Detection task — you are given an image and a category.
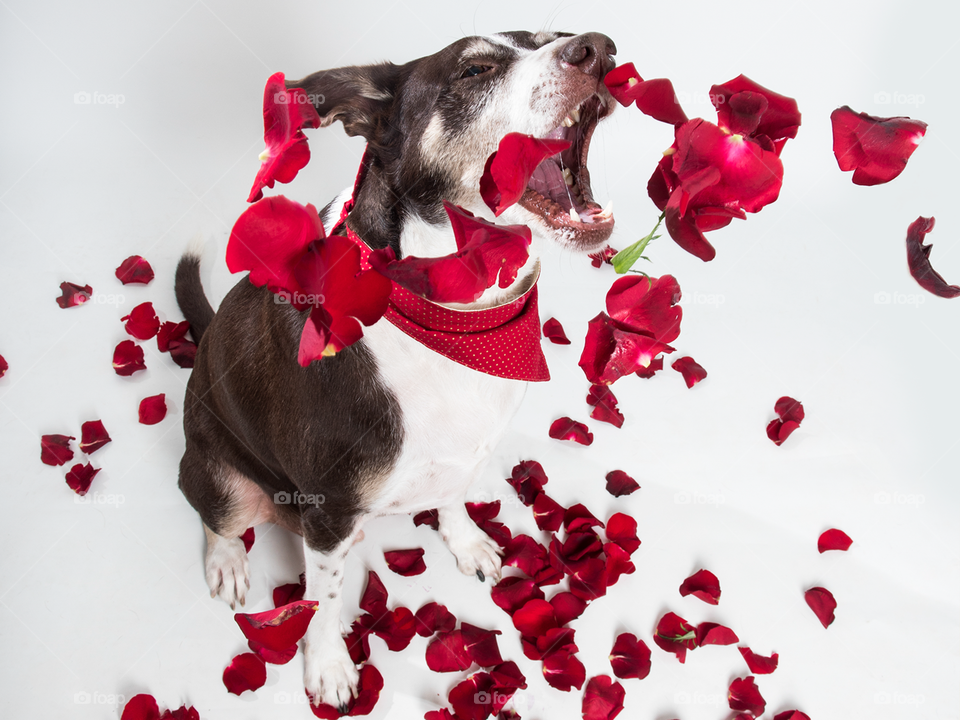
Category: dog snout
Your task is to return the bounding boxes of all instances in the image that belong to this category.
[559,32,617,80]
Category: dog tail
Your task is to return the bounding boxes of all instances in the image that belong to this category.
[175,240,215,343]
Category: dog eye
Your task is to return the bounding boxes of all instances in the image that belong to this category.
[461,65,492,79]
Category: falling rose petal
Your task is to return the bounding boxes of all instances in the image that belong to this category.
[512,599,559,637]
[240,527,255,553]
[533,627,578,661]
[773,711,812,720]
[113,340,146,376]
[533,492,565,533]
[805,586,837,628]
[139,394,167,425]
[654,612,697,663]
[587,384,624,428]
[79,420,111,454]
[603,63,687,125]
[156,321,190,352]
[774,396,805,424]
[695,622,739,646]
[116,255,155,285]
[728,676,766,717]
[480,132,571,215]
[550,591,587,625]
[767,418,800,446]
[307,664,383,718]
[384,547,427,576]
[490,660,527,696]
[542,317,572,345]
[579,312,675,385]
[40,434,75,466]
[413,509,440,530]
[738,646,779,674]
[426,630,473,672]
[222,652,267,695]
[415,602,457,637]
[609,633,651,680]
[543,649,587,692]
[461,623,504,667]
[635,356,663,379]
[491,576,545,615]
[273,574,306,607]
[345,616,373,665]
[905,216,960,298]
[234,600,319,651]
[0,354,7,379]
[830,105,927,185]
[603,543,636,586]
[557,530,604,563]
[671,356,707,388]
[466,500,512,546]
[158,707,199,720]
[582,675,625,720]
[359,570,389,615]
[710,75,802,152]
[605,470,640,497]
[549,417,593,445]
[818,528,853,553]
[121,694,160,720]
[65,462,100,496]
[679,568,721,605]
[56,281,92,308]
[424,710,456,720]
[507,460,548,506]
[589,245,618,268]
[248,639,296,665]
[606,274,683,343]
[605,513,640,554]
[121,302,161,340]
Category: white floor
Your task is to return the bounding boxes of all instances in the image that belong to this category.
[1,1,958,719]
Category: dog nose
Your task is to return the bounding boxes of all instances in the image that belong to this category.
[560,33,617,80]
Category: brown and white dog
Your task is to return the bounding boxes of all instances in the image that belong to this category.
[175,30,616,709]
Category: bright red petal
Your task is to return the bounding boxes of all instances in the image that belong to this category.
[56,281,92,308]
[512,598,558,637]
[116,255,155,285]
[384,548,427,576]
[671,356,707,388]
[240,527,255,553]
[307,663,383,718]
[818,528,853,553]
[0,354,7,379]
[121,302,160,340]
[606,274,682,343]
[550,591,587,625]
[587,384,624,428]
[542,649,586,692]
[605,470,640,497]
[248,638,296,664]
[533,492,565,533]
[905,216,960,298]
[603,62,643,106]
[738,645,779,674]
[549,417,593,445]
[605,513,640,554]
[679,568,721,605]
[507,460,548,506]
[113,340,146,376]
[603,543,636,587]
[461,622,504,667]
[654,612,697,663]
[138,394,167,425]
[589,245,618,268]
[695,622,739,646]
[568,557,608,601]
[603,63,687,125]
[79,420,111,454]
[805,586,837,628]
[234,600,319,651]
[502,534,552,579]
[579,312,674,385]
[41,434,75,466]
[582,675,625,720]
[728,676,766,717]
[65,462,100,496]
[491,576,545,615]
[635,356,663,379]
[543,317,572,345]
[121,694,160,720]
[371,605,417,652]
[272,574,306,607]
[156,321,190,352]
[426,630,473,672]
[609,633,651,680]
[775,396,805,423]
[481,132,571,215]
[711,75,801,149]
[831,105,926,185]
[413,509,440,530]
[223,652,267,695]
[415,601,457,637]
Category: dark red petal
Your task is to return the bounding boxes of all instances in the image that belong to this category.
[413,509,440,530]
[138,394,167,425]
[273,574,306,607]
[40,434,75,466]
[542,317,572,345]
[307,663,383,718]
[121,694,161,720]
[222,652,267,695]
[156,321,190,353]
[480,132,571,215]
[603,543,636,587]
[609,633,651,680]
[248,639,296,664]
[502,534,550,577]
[654,611,698,663]
[738,646,779,674]
[818,528,853,553]
[549,417,593,445]
[533,492,565,533]
[345,616,373,664]
[582,675,625,720]
[384,547,427,576]
[564,504,605,533]
[512,598,558,636]
[605,513,640,554]
[773,711,811,720]
[711,76,801,148]
[603,62,644,106]
[0,354,7,379]
[56,281,92,308]
[542,649,586,692]
[679,568,721,605]
[695,622,739,646]
[113,340,146,376]
[359,570,389,614]
[507,460,548,506]
[426,630,473,672]
[234,600,319,651]
[240,527,255,553]
[371,606,417,651]
[461,622,504,667]
[65,462,100,496]
[589,245,618,268]
[805,586,837,628]
[549,591,587,625]
[606,274,682,343]
[121,302,161,340]
[169,338,197,368]
[671,356,707,388]
[79,420,111,454]
[116,255,155,285]
[568,557,607,601]
[415,602,457,637]
[635,356,663,379]
[728,676,766,717]
[605,470,640,497]
[774,396,805,423]
[491,576,545,615]
[905,216,960,298]
[587,384,624,428]
[830,105,927,185]
[579,312,674,385]
[448,673,497,720]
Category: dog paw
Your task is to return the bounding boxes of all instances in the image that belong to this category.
[442,524,503,583]
[204,535,249,610]
[304,637,359,710]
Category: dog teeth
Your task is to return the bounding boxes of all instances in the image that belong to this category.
[561,115,575,127]
[596,200,614,220]
[569,207,581,223]
[569,107,581,124]
[562,168,574,186]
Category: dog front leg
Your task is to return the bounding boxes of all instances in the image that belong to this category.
[438,502,503,582]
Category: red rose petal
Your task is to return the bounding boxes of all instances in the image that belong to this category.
[345,616,373,665]
[248,72,322,203]
[426,630,473,672]
[774,711,811,720]
[728,676,766,717]
[371,605,417,651]
[507,460,548,505]
[533,492,565,533]
[359,571,389,615]
[65,462,100,496]
[121,302,161,340]
[711,75,801,152]
[240,527,255,553]
[542,648,586,692]
[273,574,306,607]
[0,354,8,379]
[512,598,558,637]
[480,132,571,215]
[413,509,440,530]
[582,675,625,720]
[603,63,687,125]
[635,355,663,379]
[579,312,675,385]
[549,417,593,445]
[805,586,837,628]
[564,504,604,533]
[461,622,504,667]
[159,706,200,720]
[603,543,636,586]
[248,639,296,664]
[157,321,190,352]
[307,663,383,718]
[121,694,161,720]
[695,622,739,646]
[906,216,960,298]
[589,245,618,268]
[502,534,550,578]
[113,340,146,376]
[767,418,801,446]
[448,672,498,720]
[605,513,640,554]
[415,601,457,637]
[605,470,640,497]
[491,576,545,615]
[384,547,427,576]
[465,500,511,547]
[738,645,779,674]
[671,356,707,388]
[679,568,721,605]
[40,434,75,466]
[222,652,267,695]
[549,591,587,625]
[774,396,805,424]
[609,633,651,680]
[606,274,683,343]
[831,105,926,185]
[587,384,624,428]
[79,420,111,454]
[56,281,92,308]
[234,600,319,651]
[654,611,697,663]
[116,255,155,285]
[568,557,608,601]
[139,394,167,425]
[818,528,853,553]
[542,317,572,345]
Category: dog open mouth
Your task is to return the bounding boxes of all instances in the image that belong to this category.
[520,94,614,248]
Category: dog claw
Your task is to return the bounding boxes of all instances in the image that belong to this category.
[476,570,485,582]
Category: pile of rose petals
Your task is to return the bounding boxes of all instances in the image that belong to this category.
[121,694,199,720]
[41,419,111,495]
[766,396,804,446]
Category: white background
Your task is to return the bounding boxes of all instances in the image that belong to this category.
[1,1,958,718]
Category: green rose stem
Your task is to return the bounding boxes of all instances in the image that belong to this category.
[612,212,665,274]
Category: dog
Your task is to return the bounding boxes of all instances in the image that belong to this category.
[174,30,616,709]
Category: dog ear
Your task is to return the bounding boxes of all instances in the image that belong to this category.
[287,64,401,142]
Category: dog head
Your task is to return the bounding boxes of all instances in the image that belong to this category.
[289,31,616,301]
